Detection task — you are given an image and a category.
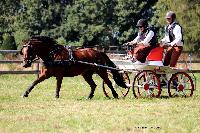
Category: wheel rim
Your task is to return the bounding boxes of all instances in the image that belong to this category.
[168,72,194,97]
[132,70,161,98]
[103,72,130,98]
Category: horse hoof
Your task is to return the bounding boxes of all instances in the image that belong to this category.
[86,97,92,100]
[113,95,119,99]
[87,94,94,99]
[22,94,28,98]
[87,96,93,100]
[55,95,59,98]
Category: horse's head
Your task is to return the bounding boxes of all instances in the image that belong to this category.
[20,41,38,68]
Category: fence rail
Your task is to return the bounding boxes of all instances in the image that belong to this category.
[1,49,200,77]
[0,50,20,53]
[0,50,40,77]
[0,70,39,74]
[0,60,40,63]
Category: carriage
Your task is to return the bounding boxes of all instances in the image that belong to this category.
[102,46,195,99]
[20,36,195,99]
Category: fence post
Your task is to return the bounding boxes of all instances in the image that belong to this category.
[36,62,39,79]
[189,53,192,70]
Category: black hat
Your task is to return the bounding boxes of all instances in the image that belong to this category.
[136,19,148,27]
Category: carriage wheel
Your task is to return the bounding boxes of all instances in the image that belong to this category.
[168,72,194,97]
[132,70,161,98]
[102,71,130,98]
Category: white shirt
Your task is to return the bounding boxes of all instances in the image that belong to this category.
[131,30,154,46]
[161,22,183,46]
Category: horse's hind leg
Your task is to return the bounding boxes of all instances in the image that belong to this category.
[82,72,97,99]
[55,76,63,98]
[97,70,118,99]
[23,74,50,97]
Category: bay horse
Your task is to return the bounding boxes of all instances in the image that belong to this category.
[20,36,127,99]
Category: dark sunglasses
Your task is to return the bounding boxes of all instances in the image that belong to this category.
[138,26,143,28]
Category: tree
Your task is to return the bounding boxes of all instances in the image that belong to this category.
[14,0,67,46]
[1,33,17,50]
[15,0,60,35]
[0,0,158,47]
[113,0,157,44]
[56,0,157,46]
[152,0,200,51]
[0,0,20,33]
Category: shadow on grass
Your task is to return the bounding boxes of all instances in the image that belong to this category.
[159,96,170,99]
[76,96,120,101]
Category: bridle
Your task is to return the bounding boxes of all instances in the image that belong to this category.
[21,40,74,67]
[22,43,39,65]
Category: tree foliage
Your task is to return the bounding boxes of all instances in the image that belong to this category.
[0,0,20,32]
[1,34,17,50]
[152,0,200,51]
[0,0,199,51]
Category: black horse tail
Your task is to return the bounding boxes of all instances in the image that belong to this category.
[100,52,127,88]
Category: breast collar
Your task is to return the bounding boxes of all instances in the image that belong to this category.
[48,45,62,60]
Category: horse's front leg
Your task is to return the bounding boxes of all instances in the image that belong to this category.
[23,74,50,97]
[55,76,63,98]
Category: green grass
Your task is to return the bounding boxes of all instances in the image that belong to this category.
[0,74,200,133]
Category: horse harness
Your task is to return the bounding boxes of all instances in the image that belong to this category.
[23,42,76,67]
[65,46,75,62]
[44,45,75,66]
[48,45,74,60]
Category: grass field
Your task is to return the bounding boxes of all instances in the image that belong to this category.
[0,74,200,133]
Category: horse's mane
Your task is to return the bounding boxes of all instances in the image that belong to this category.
[30,36,57,46]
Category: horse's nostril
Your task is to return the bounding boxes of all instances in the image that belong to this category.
[23,64,31,68]
[22,62,31,68]
[23,64,28,68]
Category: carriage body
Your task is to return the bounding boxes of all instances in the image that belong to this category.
[103,47,195,98]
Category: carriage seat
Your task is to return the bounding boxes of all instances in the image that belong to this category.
[146,46,164,66]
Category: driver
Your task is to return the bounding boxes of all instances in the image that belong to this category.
[126,19,158,64]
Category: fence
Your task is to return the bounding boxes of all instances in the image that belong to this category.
[0,50,40,78]
[1,47,200,77]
